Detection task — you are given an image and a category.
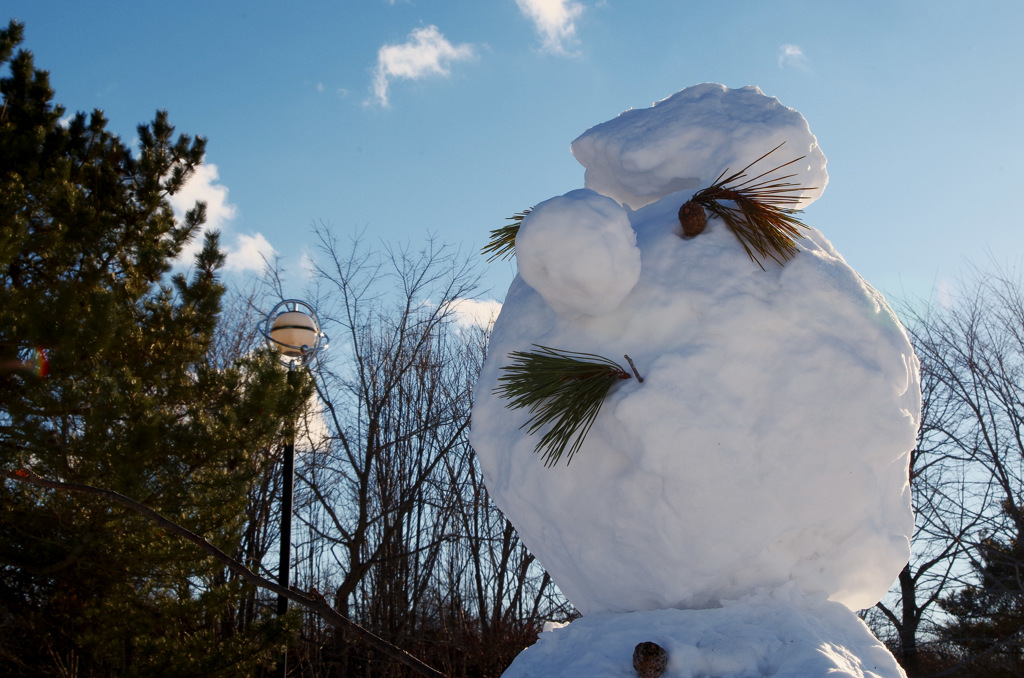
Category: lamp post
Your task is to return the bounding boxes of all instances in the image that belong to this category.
[261,299,328,678]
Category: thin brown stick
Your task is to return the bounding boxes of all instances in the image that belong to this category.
[4,468,448,678]
[624,355,644,383]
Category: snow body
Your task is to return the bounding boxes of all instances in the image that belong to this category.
[470,84,920,617]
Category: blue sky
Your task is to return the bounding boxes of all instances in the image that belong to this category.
[6,1,1024,309]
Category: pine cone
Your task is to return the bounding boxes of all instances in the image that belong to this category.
[633,641,668,678]
[677,200,706,237]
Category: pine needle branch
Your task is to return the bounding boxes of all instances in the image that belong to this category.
[495,345,633,466]
[481,209,531,262]
[682,142,817,269]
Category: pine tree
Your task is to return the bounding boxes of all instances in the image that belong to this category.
[938,515,1024,676]
[0,21,310,676]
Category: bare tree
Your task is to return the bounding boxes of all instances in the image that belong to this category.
[263,227,573,676]
[304,227,478,624]
[873,263,1024,676]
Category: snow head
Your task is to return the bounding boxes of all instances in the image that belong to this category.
[471,84,920,615]
[571,83,828,210]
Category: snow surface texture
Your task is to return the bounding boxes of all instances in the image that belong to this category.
[470,83,921,616]
[571,83,828,211]
[505,588,905,678]
[516,189,641,317]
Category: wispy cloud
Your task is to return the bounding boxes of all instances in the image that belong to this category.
[516,0,584,54]
[299,251,318,279]
[371,25,475,107]
[937,278,954,309]
[778,44,811,71]
[168,162,276,273]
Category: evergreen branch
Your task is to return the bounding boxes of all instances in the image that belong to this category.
[494,346,632,466]
[4,468,449,678]
[680,142,817,269]
[481,209,531,262]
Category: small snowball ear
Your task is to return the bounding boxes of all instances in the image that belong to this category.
[516,189,641,317]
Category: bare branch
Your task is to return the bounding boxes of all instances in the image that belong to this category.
[4,468,448,678]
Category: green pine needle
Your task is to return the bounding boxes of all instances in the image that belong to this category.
[691,142,817,269]
[495,345,632,466]
[481,209,531,262]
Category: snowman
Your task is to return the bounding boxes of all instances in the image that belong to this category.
[471,84,920,677]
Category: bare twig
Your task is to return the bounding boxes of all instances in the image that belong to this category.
[624,355,643,383]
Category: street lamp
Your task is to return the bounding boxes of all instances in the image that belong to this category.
[263,299,329,368]
[261,299,328,677]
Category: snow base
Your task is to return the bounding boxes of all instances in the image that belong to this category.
[504,591,905,678]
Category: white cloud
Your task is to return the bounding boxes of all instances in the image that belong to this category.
[371,25,475,107]
[516,0,584,54]
[225,233,276,273]
[443,298,502,331]
[778,44,811,71]
[169,162,237,232]
[297,398,333,453]
[168,161,275,273]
